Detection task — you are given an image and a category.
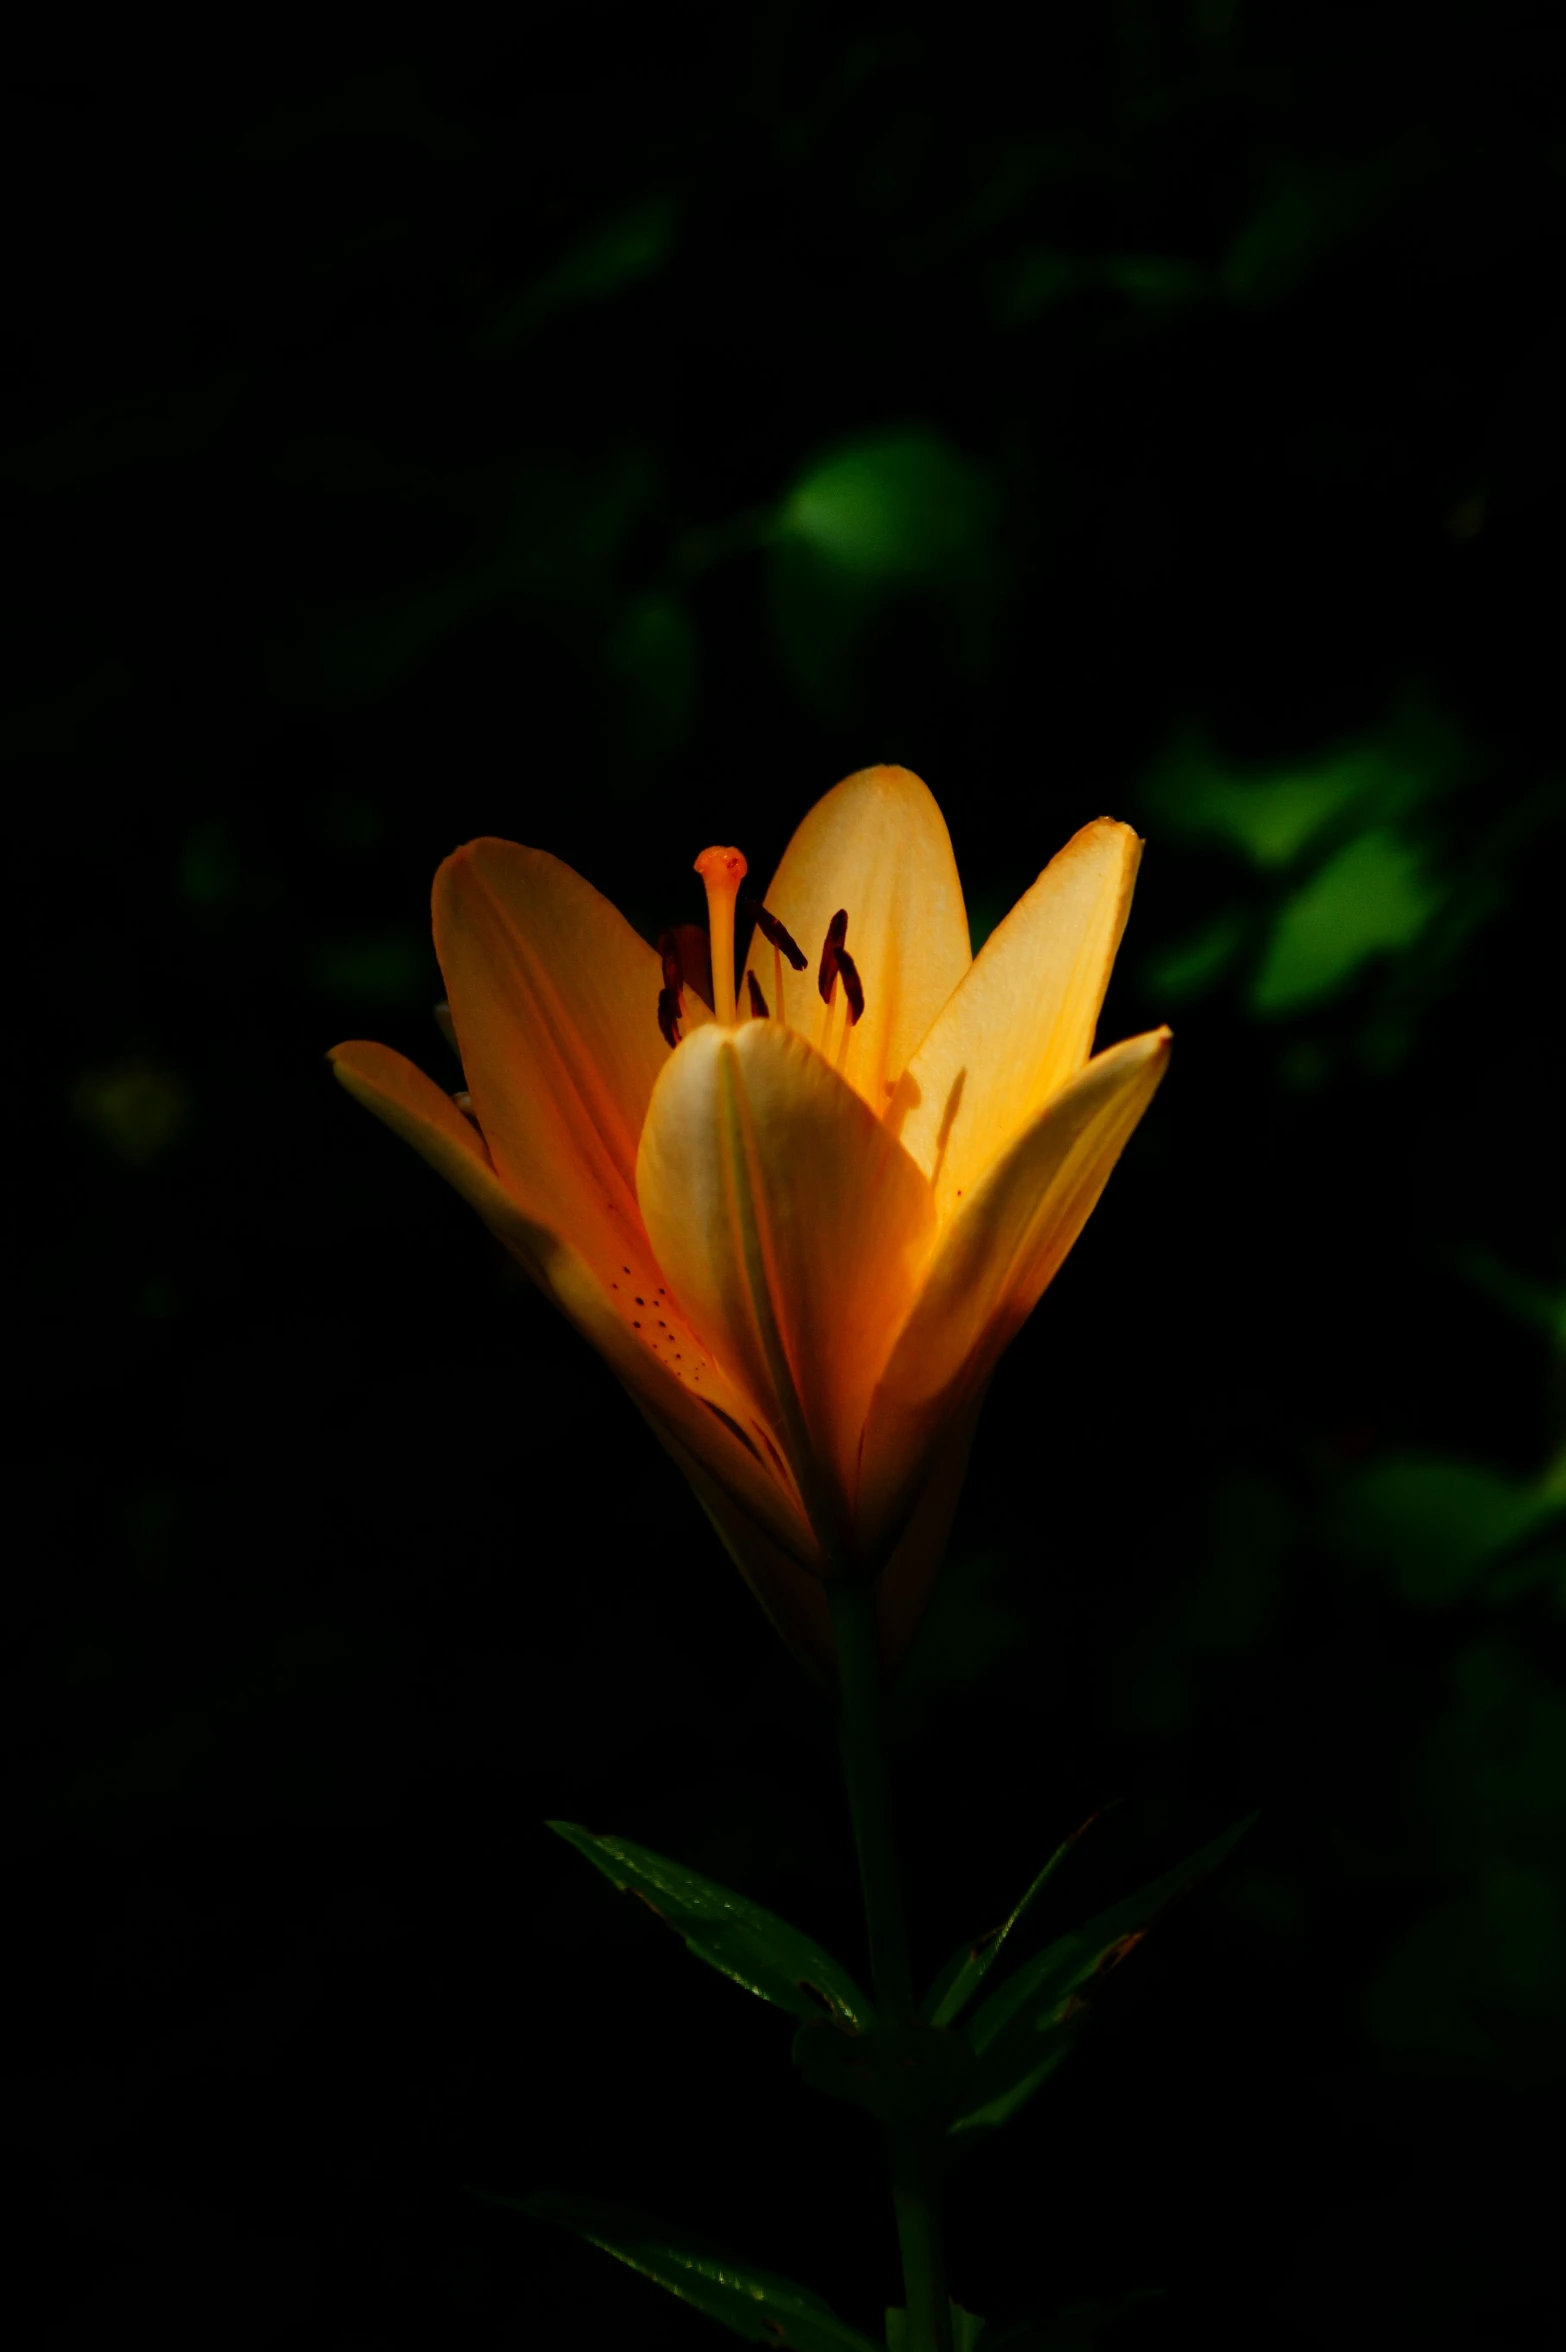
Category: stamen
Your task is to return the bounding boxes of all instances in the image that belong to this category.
[665,920,713,1011]
[740,896,807,971]
[817,908,847,1006]
[745,969,769,1018]
[836,943,864,1025]
[655,928,684,1049]
[816,908,864,1063]
[694,846,747,1025]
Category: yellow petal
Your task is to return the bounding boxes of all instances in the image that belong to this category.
[860,1028,1170,1548]
[433,840,674,1282]
[752,765,971,1116]
[889,819,1142,1218]
[330,1037,813,1568]
[636,1018,936,1555]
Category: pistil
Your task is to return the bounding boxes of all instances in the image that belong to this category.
[694,846,748,1025]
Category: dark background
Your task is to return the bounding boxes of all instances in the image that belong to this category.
[6,6,1565,2345]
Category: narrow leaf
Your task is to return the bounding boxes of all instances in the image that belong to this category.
[952,1814,1257,2135]
[920,1807,1111,2027]
[549,1820,875,2030]
[485,2189,883,2351]
[948,2038,1074,2134]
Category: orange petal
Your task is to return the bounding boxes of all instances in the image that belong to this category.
[330,1037,813,1569]
[753,765,971,1118]
[860,1029,1171,1549]
[433,840,679,1284]
[636,1018,936,1557]
[889,818,1142,1219]
[539,1229,818,1569]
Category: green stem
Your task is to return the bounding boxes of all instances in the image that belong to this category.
[828,1582,953,2352]
[889,2129,952,2352]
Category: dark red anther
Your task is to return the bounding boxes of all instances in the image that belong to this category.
[817,908,848,1004]
[741,896,808,971]
[745,969,769,1018]
[836,943,864,1025]
[665,920,713,1010]
[656,928,685,1048]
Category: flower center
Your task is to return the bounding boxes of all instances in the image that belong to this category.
[655,846,863,1057]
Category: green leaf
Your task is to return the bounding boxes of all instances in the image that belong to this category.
[548,1821,875,2030]
[951,2037,1077,2134]
[1250,828,1445,1014]
[1332,1454,1565,1607]
[489,2190,883,2351]
[920,1807,1110,2029]
[483,197,678,344]
[1142,734,1389,870]
[887,2302,990,2349]
[951,1817,1257,2137]
[769,429,996,714]
[780,430,993,584]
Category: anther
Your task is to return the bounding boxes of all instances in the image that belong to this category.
[817,907,864,1036]
[740,897,807,971]
[664,921,713,1010]
[818,908,847,1005]
[656,928,685,1049]
[745,970,769,1018]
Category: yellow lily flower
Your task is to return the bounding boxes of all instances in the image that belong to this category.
[330,766,1168,1677]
